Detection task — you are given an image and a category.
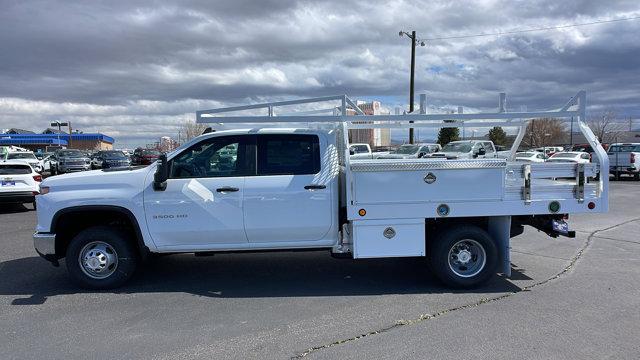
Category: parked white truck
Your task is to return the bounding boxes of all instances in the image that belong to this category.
[429,140,497,160]
[607,143,640,181]
[33,91,608,290]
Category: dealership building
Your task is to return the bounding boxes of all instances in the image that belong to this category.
[0,128,114,152]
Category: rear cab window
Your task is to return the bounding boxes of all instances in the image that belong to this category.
[609,145,640,153]
[257,134,321,175]
[0,164,32,174]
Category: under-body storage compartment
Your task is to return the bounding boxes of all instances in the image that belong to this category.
[352,218,425,258]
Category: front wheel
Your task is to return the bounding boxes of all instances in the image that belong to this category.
[65,226,138,289]
[429,225,498,288]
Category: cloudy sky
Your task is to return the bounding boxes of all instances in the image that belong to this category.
[1,0,639,147]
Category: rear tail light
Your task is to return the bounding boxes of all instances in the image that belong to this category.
[33,175,42,182]
[631,153,635,164]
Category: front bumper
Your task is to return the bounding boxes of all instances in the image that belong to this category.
[33,232,59,265]
[58,164,91,173]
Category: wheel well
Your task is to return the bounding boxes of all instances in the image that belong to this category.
[425,217,489,247]
[53,207,146,259]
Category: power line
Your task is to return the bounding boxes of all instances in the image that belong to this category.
[424,15,640,41]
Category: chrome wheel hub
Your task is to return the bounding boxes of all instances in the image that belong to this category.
[457,249,472,264]
[78,241,118,279]
[448,239,487,278]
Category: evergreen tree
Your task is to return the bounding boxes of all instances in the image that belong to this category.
[488,126,508,146]
[437,122,460,146]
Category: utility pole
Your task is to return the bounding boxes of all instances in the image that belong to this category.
[399,30,424,144]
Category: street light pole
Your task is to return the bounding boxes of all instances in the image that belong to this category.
[409,30,416,144]
[399,30,424,144]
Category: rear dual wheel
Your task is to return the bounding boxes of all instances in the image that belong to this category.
[429,225,498,288]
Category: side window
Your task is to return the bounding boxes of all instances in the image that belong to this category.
[258,134,321,175]
[170,136,254,178]
[484,142,495,152]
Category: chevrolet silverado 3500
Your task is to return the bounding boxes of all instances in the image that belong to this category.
[33,91,608,289]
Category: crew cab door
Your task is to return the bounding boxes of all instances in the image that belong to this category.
[144,135,255,249]
[243,134,334,243]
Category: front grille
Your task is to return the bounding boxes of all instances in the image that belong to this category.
[64,160,85,165]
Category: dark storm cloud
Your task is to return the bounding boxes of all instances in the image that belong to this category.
[0,0,638,145]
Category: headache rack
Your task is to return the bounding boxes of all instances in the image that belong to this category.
[196,91,609,213]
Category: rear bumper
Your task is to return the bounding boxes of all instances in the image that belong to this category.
[33,232,59,264]
[609,166,639,174]
[0,191,35,203]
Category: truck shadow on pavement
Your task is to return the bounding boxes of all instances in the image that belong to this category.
[1,252,523,305]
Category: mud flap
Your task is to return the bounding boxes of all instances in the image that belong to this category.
[488,216,511,277]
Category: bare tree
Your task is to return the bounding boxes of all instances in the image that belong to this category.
[587,110,625,143]
[521,118,567,149]
[180,120,207,142]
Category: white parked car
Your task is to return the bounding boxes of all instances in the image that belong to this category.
[547,151,591,164]
[0,161,41,208]
[3,150,44,173]
[515,152,546,163]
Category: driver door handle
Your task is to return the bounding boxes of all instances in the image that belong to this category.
[216,186,239,192]
[304,184,326,190]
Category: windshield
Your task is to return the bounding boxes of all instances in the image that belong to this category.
[7,153,36,160]
[441,142,472,153]
[392,145,420,154]
[551,153,577,158]
[58,150,85,157]
[101,151,127,159]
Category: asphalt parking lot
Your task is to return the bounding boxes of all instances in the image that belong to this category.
[1,181,639,359]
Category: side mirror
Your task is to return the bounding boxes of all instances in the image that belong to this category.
[477,148,486,156]
[418,152,427,158]
[153,154,169,191]
[349,148,355,155]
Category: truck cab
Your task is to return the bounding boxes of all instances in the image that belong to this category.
[34,129,341,288]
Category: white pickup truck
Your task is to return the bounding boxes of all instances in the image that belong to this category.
[607,143,640,181]
[33,91,608,290]
[429,140,497,160]
[349,143,375,159]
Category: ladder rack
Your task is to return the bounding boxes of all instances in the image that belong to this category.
[196,90,608,208]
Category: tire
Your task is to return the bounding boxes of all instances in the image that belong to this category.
[634,173,640,181]
[429,225,498,288]
[65,226,138,289]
